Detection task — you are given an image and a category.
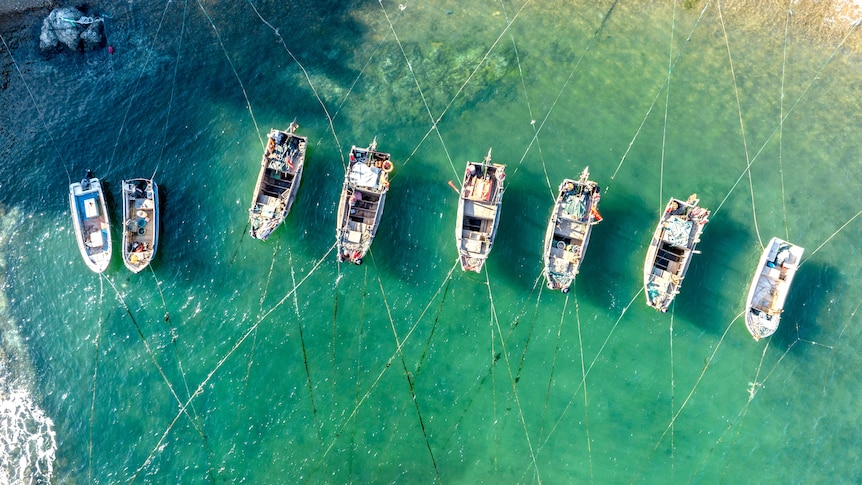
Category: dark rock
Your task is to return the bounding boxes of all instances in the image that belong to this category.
[39,6,106,53]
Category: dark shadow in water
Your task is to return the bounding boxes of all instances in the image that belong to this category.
[362,159,460,287]
[770,261,839,354]
[675,214,752,335]
[572,192,653,311]
[486,179,547,291]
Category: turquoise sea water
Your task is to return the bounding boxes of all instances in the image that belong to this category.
[2,0,862,482]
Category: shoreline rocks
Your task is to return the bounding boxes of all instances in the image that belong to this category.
[38,6,106,53]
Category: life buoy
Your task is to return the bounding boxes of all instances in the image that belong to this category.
[382,160,393,173]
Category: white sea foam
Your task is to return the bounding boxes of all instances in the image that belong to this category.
[0,206,56,484]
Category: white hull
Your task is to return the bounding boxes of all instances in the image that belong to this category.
[69,177,112,273]
[644,195,710,312]
[336,141,392,264]
[744,237,804,340]
[249,123,307,241]
[455,150,505,273]
[542,168,601,292]
[121,178,159,273]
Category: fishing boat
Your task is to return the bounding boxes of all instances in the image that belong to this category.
[249,122,307,240]
[644,194,710,312]
[744,237,804,341]
[542,167,602,292]
[335,139,393,265]
[121,178,159,273]
[455,149,506,273]
[69,172,112,273]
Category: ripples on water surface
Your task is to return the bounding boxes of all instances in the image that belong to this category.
[1,0,861,482]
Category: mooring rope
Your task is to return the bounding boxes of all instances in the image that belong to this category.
[484,267,542,484]
[497,0,554,200]
[153,0,189,181]
[316,260,459,466]
[376,0,459,182]
[629,311,742,483]
[778,5,792,242]
[712,17,862,217]
[289,248,323,442]
[110,0,177,168]
[87,275,105,485]
[402,0,532,177]
[0,33,72,183]
[370,252,442,482]
[718,0,763,250]
[608,0,713,189]
[197,0,264,150]
[658,0,678,212]
[511,0,619,179]
[246,1,345,169]
[538,292,569,443]
[130,243,336,481]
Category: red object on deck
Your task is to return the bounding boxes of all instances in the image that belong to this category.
[108,45,114,55]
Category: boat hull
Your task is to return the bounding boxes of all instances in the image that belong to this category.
[744,237,804,340]
[455,153,505,273]
[249,124,307,241]
[69,177,112,273]
[542,171,601,292]
[121,178,159,273]
[336,143,392,264]
[643,196,710,311]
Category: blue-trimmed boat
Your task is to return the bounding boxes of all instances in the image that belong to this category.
[69,172,112,273]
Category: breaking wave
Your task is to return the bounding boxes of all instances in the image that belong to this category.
[0,205,56,484]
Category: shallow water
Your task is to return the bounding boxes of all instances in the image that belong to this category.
[1,0,861,482]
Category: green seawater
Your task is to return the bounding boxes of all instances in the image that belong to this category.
[1,0,861,482]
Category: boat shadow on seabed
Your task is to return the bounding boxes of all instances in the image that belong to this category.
[768,261,838,354]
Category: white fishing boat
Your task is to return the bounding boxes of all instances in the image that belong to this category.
[69,173,112,273]
[335,139,393,264]
[644,194,710,312]
[121,178,159,273]
[542,167,602,292]
[455,149,506,273]
[744,237,804,341]
[249,121,307,240]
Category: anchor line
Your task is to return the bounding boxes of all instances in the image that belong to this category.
[289,248,323,443]
[87,276,105,484]
[153,0,190,180]
[529,287,643,468]
[109,0,177,169]
[246,0,345,169]
[538,291,569,443]
[316,260,458,465]
[778,4,792,242]
[515,277,544,383]
[371,252,442,482]
[484,267,542,484]
[511,0,619,179]
[130,243,337,481]
[629,312,741,483]
[574,290,594,482]
[399,0,535,176]
[658,0,677,213]
[348,264,370,478]
[102,275,206,429]
[376,0,458,182]
[497,0,553,200]
[197,0,264,150]
[0,33,72,183]
[608,0,713,188]
[718,0,763,250]
[712,15,862,217]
